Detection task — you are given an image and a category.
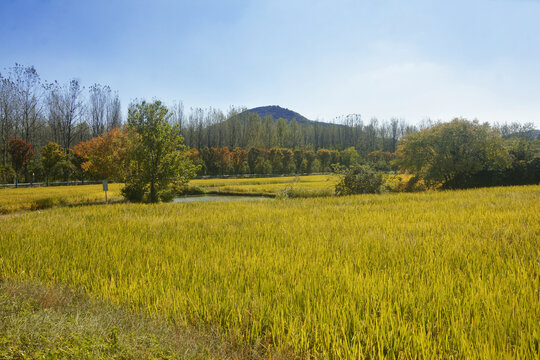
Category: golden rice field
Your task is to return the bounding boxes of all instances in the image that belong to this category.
[1,185,538,358]
[192,174,340,196]
[191,175,333,187]
[0,174,411,214]
[0,183,124,214]
[0,175,339,214]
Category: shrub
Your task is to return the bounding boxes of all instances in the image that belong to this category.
[175,184,205,196]
[158,188,177,203]
[121,183,146,203]
[30,198,55,210]
[405,176,428,192]
[277,188,334,199]
[335,165,383,195]
[383,174,406,192]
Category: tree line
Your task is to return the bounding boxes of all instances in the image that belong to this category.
[189,146,364,176]
[1,63,538,189]
[0,64,121,182]
[180,110,417,155]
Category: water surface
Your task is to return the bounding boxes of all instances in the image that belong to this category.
[173,195,272,203]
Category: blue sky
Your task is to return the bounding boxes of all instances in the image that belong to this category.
[1,0,539,126]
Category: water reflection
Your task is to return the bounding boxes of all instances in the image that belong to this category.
[173,195,272,203]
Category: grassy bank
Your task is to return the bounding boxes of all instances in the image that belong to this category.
[0,183,124,214]
[0,174,415,214]
[0,175,338,214]
[190,174,339,197]
[0,280,283,359]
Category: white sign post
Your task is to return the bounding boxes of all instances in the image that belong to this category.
[103,180,108,203]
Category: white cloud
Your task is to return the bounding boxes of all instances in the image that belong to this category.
[274,43,540,127]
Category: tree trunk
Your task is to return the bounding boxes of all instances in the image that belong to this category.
[150,180,157,203]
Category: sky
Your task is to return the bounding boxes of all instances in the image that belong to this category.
[1,0,539,126]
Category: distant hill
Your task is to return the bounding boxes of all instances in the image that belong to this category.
[245,105,335,127]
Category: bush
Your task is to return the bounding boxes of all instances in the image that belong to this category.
[335,165,383,196]
[405,176,428,192]
[30,198,55,210]
[121,183,146,202]
[158,188,177,202]
[277,188,334,199]
[175,184,205,196]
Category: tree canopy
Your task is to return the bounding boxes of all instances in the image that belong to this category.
[124,100,198,202]
[7,139,34,178]
[395,119,511,188]
[73,128,129,181]
[41,142,66,184]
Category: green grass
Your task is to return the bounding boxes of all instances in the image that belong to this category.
[1,185,538,358]
[0,280,286,359]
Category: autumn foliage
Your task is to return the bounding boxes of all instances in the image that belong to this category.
[7,139,34,175]
[73,128,130,180]
[41,142,66,181]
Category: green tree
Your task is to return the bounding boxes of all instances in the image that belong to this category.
[304,150,316,173]
[124,100,198,202]
[269,147,284,174]
[329,150,340,166]
[281,148,295,174]
[395,119,510,188]
[293,149,305,173]
[276,118,288,147]
[262,115,276,149]
[340,147,359,168]
[289,119,303,148]
[200,147,220,175]
[317,149,331,171]
[247,147,266,174]
[41,142,66,185]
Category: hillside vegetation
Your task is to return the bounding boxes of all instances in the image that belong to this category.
[246,105,328,127]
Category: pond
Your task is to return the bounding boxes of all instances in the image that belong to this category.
[173,195,273,203]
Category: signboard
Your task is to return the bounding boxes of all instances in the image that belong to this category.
[103,180,108,202]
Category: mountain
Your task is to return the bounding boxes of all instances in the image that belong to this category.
[245,105,334,127]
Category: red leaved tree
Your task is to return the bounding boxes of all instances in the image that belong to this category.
[232,147,248,174]
[7,139,34,186]
[217,146,232,175]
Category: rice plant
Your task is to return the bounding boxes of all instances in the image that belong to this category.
[1,185,538,358]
